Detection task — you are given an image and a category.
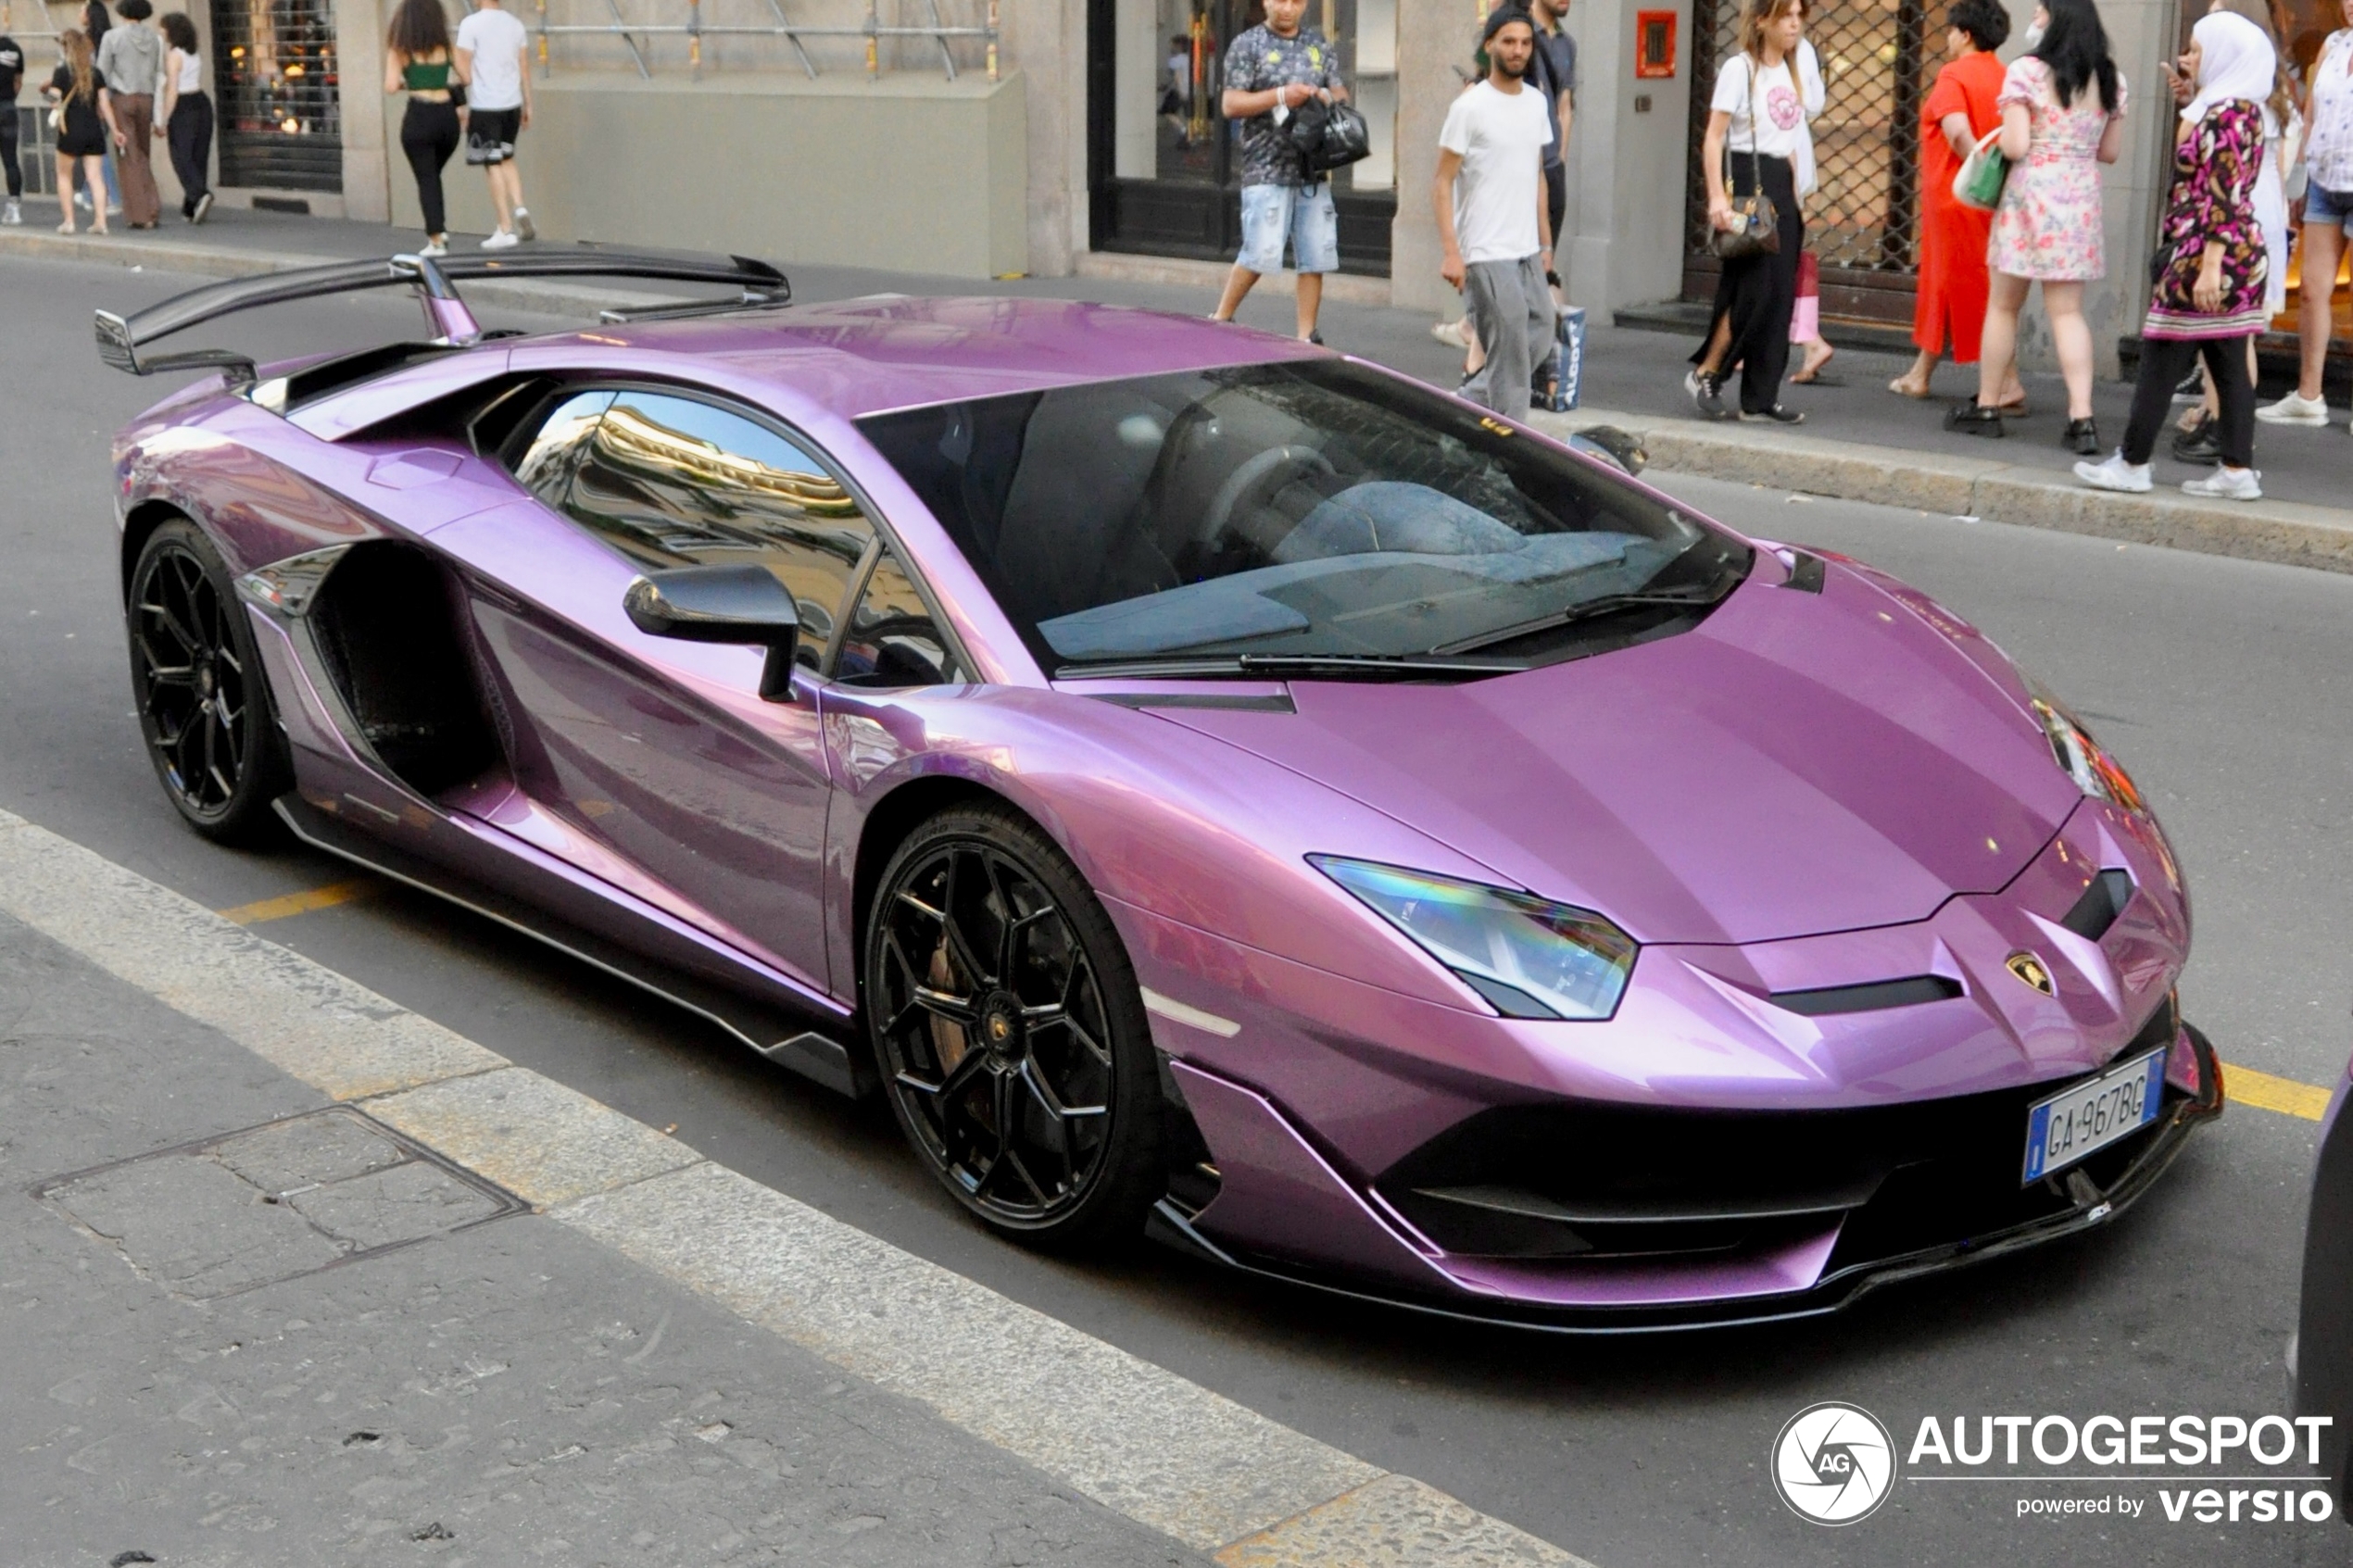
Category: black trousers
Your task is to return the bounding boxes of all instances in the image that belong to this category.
[1543,161,1567,251]
[2,108,19,198]
[166,93,211,215]
[1693,153,1802,414]
[2125,335,2255,469]
[401,98,463,235]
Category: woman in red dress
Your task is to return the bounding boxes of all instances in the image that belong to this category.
[1892,0,2023,402]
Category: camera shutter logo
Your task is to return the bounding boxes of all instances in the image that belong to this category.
[1772,1402,1897,1524]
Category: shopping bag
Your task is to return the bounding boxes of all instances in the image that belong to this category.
[1534,306,1587,413]
[1953,129,2008,212]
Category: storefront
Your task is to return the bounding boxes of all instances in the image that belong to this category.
[1086,0,1400,274]
[212,0,344,193]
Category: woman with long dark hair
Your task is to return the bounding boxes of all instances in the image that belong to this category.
[1951,0,2127,452]
[1685,0,1810,423]
[2076,9,2274,498]
[384,0,468,257]
[42,28,116,235]
[155,12,211,222]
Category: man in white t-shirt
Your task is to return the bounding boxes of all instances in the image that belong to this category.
[457,0,535,249]
[1434,6,1555,420]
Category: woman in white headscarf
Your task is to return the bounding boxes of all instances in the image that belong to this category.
[2075,8,2274,499]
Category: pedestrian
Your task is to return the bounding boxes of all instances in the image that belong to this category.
[0,28,23,226]
[386,0,466,257]
[1164,34,1189,134]
[1784,35,1836,385]
[96,0,161,229]
[1434,7,1556,419]
[2176,51,2299,461]
[80,0,120,216]
[1686,0,1810,423]
[457,0,534,249]
[1948,0,2126,452]
[44,29,115,235]
[1207,0,1347,342]
[154,11,209,223]
[1891,0,2013,401]
[1529,0,1576,270]
[2257,0,2352,428]
[2075,8,2273,499]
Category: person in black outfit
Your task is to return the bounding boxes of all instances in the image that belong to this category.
[81,0,120,212]
[1686,0,1811,423]
[384,0,468,255]
[0,31,24,225]
[44,29,116,233]
[156,11,210,221]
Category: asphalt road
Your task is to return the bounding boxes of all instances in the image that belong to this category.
[5,251,2351,1568]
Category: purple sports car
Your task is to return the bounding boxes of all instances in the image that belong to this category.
[98,249,2222,1329]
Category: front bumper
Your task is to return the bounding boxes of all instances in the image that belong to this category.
[1150,1021,2223,1334]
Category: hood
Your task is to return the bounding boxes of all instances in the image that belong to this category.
[1157,561,2083,946]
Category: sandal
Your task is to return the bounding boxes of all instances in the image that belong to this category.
[1889,377,1932,399]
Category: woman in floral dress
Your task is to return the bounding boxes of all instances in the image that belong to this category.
[2075,9,2274,499]
[1948,0,2125,453]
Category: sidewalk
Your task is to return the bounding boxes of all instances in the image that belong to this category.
[7,197,2348,571]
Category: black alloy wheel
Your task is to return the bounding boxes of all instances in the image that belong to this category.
[867,805,1164,1248]
[127,520,288,843]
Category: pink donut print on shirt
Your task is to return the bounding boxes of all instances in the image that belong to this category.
[1766,84,1802,131]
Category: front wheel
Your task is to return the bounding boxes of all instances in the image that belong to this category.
[865,804,1164,1251]
[126,519,288,844]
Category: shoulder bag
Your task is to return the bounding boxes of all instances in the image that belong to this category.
[1288,94,1373,175]
[1708,59,1781,261]
[1952,128,2009,211]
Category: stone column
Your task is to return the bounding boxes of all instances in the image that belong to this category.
[337,0,391,220]
[1390,0,1482,313]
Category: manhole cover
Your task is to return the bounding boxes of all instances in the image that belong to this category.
[34,1106,526,1300]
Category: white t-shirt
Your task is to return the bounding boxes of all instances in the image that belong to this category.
[1711,54,1806,162]
[1438,80,1554,265]
[458,6,530,111]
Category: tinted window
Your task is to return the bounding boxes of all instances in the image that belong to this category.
[511,389,614,508]
[564,392,875,668]
[858,360,1748,674]
[835,549,965,688]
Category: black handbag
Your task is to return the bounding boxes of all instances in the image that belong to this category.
[1287,96,1372,175]
[1707,58,1781,262]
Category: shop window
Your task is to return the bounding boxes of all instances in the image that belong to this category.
[213,0,344,191]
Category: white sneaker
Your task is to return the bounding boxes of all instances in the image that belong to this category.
[480,229,520,250]
[2256,391,2329,425]
[511,207,535,242]
[2073,452,2153,493]
[0,199,18,226]
[2181,466,2262,500]
[419,238,448,257]
[74,188,92,209]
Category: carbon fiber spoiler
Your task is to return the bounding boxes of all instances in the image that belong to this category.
[94,246,791,388]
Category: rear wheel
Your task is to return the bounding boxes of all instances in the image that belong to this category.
[866,805,1164,1250]
[126,520,288,844]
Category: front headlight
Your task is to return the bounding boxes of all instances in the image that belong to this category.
[1310,857,1636,1020]
[2026,679,2146,814]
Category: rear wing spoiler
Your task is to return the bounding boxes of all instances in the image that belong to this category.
[94,246,791,388]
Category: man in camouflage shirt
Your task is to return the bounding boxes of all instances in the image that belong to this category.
[1208,0,1348,342]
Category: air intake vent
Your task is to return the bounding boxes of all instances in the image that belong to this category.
[1770,975,1964,1017]
[2059,869,2135,941]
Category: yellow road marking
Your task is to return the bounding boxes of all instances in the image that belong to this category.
[217,879,378,926]
[2223,1061,2336,1123]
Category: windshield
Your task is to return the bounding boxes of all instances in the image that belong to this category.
[856,359,1751,676]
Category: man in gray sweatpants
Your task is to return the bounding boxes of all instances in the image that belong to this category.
[1434,5,1556,420]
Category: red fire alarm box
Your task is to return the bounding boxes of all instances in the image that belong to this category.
[1636,10,1677,77]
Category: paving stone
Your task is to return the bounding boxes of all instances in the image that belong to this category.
[285,1159,503,1250]
[211,1110,406,1194]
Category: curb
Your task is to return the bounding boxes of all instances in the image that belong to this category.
[1529,406,2353,577]
[0,805,1594,1568]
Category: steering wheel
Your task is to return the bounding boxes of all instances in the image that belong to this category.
[1194,445,1338,556]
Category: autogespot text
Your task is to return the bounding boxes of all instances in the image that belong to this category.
[1906,1413,2337,1525]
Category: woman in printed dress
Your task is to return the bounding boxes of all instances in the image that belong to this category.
[2075,9,2274,499]
[1948,0,2126,453]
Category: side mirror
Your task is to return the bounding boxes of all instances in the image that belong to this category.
[623,565,800,701]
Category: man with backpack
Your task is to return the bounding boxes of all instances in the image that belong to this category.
[1208,0,1348,343]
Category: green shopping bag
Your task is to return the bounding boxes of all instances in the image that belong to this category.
[1953,129,2009,212]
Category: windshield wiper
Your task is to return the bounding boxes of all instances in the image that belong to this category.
[1055,652,1527,681]
[1428,586,1730,658]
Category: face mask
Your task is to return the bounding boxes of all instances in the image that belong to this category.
[2020,21,2045,48]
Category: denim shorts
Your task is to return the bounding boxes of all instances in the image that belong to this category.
[2307,182,2353,232]
[1237,182,1339,275]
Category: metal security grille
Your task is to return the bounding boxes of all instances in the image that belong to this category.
[212,0,343,191]
[1683,0,1944,325]
[13,103,57,196]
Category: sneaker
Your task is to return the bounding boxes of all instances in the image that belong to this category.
[2181,466,2262,500]
[1686,370,1730,420]
[0,199,17,226]
[1740,404,1805,424]
[74,188,92,209]
[480,229,520,250]
[420,237,448,257]
[512,207,535,242]
[2170,368,2205,403]
[191,191,213,224]
[2256,391,2330,425]
[2072,451,2153,493]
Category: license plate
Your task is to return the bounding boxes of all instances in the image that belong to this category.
[2021,1047,2167,1185]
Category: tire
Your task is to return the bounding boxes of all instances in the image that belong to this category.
[126,519,290,844]
[865,803,1164,1251]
